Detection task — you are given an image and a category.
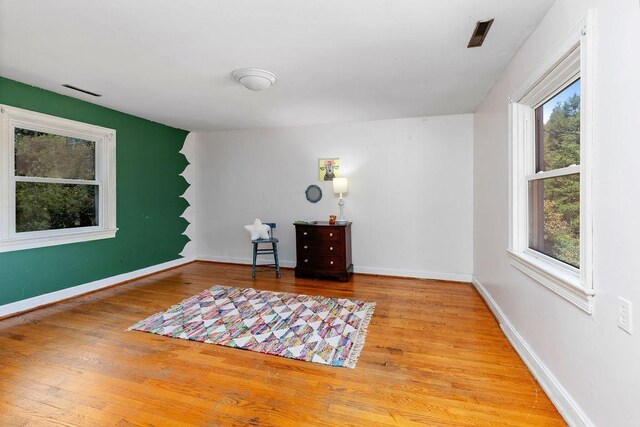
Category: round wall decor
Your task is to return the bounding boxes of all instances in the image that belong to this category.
[305,185,323,203]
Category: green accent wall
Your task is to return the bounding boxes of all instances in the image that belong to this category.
[0,77,190,305]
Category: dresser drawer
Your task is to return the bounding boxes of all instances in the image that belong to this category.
[298,255,344,270]
[298,240,343,256]
[298,226,342,242]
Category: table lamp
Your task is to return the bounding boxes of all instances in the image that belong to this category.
[332,177,349,225]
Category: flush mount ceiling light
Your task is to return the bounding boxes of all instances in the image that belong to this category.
[232,68,277,91]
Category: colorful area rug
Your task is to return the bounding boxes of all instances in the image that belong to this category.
[128,285,375,368]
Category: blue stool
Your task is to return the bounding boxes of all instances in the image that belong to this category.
[251,222,280,280]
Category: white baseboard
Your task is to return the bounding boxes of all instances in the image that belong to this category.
[0,257,195,318]
[197,254,471,282]
[472,277,594,427]
[355,265,471,282]
[197,254,296,268]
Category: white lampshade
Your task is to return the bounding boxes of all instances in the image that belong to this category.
[232,68,277,91]
[333,177,348,194]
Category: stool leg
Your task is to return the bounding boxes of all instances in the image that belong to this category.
[252,243,257,280]
[273,241,281,278]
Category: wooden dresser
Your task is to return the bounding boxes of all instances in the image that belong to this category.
[294,221,353,282]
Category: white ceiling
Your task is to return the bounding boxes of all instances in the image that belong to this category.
[0,0,555,132]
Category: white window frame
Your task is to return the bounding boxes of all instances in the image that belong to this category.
[507,12,595,314]
[0,105,117,252]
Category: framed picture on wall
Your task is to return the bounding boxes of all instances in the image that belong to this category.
[318,158,340,181]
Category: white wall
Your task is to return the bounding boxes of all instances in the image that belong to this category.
[193,114,473,281]
[474,1,640,425]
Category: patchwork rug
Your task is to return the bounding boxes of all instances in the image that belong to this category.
[128,285,375,368]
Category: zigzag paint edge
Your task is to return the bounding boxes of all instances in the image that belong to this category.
[179,133,197,258]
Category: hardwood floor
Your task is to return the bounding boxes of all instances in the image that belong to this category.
[0,262,565,426]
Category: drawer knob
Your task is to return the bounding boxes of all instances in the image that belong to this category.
[304,245,308,249]
[303,232,308,236]
[330,261,334,265]
[304,259,309,263]
[329,233,333,237]
[330,247,333,251]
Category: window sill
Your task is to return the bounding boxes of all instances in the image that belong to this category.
[0,228,118,253]
[506,249,594,314]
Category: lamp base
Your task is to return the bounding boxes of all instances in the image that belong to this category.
[336,197,346,225]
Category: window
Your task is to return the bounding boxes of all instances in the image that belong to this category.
[529,79,581,268]
[508,14,594,313]
[0,105,116,252]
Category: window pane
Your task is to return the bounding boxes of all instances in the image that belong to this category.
[15,128,96,180]
[16,182,98,232]
[529,174,580,267]
[535,79,580,172]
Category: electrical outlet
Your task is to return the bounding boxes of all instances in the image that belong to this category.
[617,297,633,334]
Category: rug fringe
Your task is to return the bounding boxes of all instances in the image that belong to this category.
[126,299,188,331]
[344,302,376,369]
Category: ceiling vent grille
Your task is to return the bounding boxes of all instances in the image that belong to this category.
[467,19,494,48]
[62,84,102,97]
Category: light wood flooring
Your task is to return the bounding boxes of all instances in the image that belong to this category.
[0,261,565,426]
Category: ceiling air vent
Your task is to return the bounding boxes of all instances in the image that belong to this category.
[467,19,494,48]
[62,84,102,97]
